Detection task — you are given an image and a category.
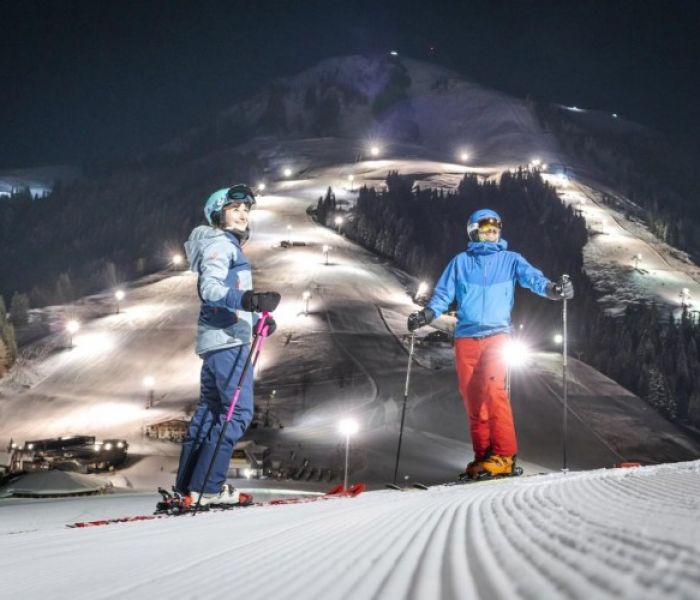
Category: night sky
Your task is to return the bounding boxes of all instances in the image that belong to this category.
[2,0,699,169]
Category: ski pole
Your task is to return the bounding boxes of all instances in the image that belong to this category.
[193,312,270,514]
[393,331,416,485]
[561,275,570,472]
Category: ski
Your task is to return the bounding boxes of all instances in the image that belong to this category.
[446,466,527,486]
[67,483,365,528]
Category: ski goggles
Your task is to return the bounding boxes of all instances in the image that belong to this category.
[225,185,256,208]
[476,217,502,231]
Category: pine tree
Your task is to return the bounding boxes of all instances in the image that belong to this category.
[10,292,30,327]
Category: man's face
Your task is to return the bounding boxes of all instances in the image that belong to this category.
[222,202,250,232]
[477,223,501,242]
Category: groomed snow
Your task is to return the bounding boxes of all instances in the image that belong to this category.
[2,461,699,599]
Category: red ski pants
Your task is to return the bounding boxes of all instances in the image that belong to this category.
[454,334,518,457]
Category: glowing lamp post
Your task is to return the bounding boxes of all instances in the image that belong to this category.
[172,254,183,269]
[335,216,344,233]
[347,174,355,192]
[257,182,266,194]
[502,339,530,396]
[369,145,380,158]
[680,288,692,308]
[338,418,359,491]
[114,289,125,314]
[323,245,330,265]
[302,290,311,316]
[416,281,429,301]
[460,152,469,163]
[553,333,563,345]
[66,320,80,348]
[283,167,292,178]
[143,376,155,409]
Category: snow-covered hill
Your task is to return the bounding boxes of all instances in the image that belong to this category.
[158,55,559,167]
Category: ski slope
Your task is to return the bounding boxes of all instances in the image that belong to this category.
[2,461,699,599]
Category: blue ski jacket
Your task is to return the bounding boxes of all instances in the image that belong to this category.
[426,239,551,338]
[185,225,254,356]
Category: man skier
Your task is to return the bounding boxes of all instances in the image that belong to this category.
[407,208,573,480]
[175,185,281,505]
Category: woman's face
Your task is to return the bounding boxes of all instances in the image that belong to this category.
[222,202,250,232]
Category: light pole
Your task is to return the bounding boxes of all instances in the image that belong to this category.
[302,290,311,315]
[338,418,359,491]
[322,245,330,265]
[66,320,80,348]
[502,339,530,397]
[680,288,692,308]
[335,216,344,233]
[143,376,155,409]
[347,174,354,192]
[114,289,125,314]
[416,281,429,302]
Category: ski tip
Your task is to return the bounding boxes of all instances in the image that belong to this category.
[385,483,401,490]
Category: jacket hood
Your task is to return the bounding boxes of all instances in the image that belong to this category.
[466,238,508,254]
[184,225,236,271]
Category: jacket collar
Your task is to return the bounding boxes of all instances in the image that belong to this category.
[467,238,508,254]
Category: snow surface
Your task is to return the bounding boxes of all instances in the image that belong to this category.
[1,461,699,599]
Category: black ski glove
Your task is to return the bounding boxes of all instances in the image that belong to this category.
[546,278,574,301]
[241,291,282,312]
[407,308,435,332]
[259,315,277,337]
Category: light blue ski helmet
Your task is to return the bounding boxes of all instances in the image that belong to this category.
[203,184,256,227]
[467,208,502,242]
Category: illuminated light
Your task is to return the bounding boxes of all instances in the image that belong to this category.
[335,216,344,226]
[553,334,563,345]
[257,182,266,191]
[369,145,380,157]
[338,418,359,436]
[66,320,80,334]
[143,376,155,388]
[612,113,618,118]
[93,443,102,452]
[502,340,530,367]
[244,468,252,479]
[542,163,548,170]
[347,174,354,182]
[531,158,542,167]
[117,441,125,449]
[390,51,398,56]
[417,281,429,297]
[115,290,125,301]
[302,290,311,300]
[172,254,183,266]
[460,152,469,162]
[283,167,293,178]
[27,443,34,450]
[104,442,113,451]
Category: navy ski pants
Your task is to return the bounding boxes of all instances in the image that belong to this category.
[176,344,254,494]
